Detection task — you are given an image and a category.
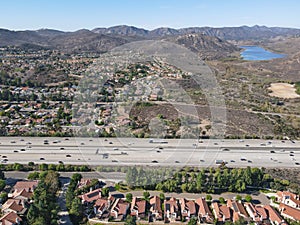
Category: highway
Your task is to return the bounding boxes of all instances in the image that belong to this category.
[0,137,299,168]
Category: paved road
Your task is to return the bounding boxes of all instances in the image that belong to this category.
[0,137,299,168]
[57,178,73,225]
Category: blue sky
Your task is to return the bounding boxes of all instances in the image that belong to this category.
[1,0,300,31]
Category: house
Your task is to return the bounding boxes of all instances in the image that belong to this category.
[279,203,300,221]
[264,205,287,225]
[195,197,214,223]
[80,188,102,204]
[227,199,248,222]
[149,196,163,221]
[0,211,22,225]
[1,199,27,215]
[179,198,197,221]
[77,178,92,189]
[13,181,38,193]
[212,202,232,222]
[277,191,300,209]
[94,196,115,220]
[110,198,130,221]
[11,189,34,200]
[130,197,147,219]
[244,203,268,224]
[164,197,181,222]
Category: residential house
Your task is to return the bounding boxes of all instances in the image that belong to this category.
[277,191,300,209]
[279,203,300,221]
[227,199,248,222]
[264,205,287,225]
[179,198,197,221]
[94,196,115,220]
[130,197,147,219]
[110,198,130,221]
[212,202,232,223]
[1,199,27,215]
[164,197,180,222]
[195,197,214,223]
[244,203,268,224]
[149,196,163,221]
[80,188,102,204]
[0,211,22,225]
[10,180,39,201]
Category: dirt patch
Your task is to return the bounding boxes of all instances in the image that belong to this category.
[268,83,300,99]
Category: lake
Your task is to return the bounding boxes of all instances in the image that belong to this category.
[240,45,285,61]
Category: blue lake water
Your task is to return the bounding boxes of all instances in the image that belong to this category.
[240,45,286,61]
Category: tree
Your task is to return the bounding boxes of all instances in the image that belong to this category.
[143,191,150,201]
[70,197,83,217]
[219,197,226,204]
[245,195,252,202]
[126,193,133,202]
[159,193,165,201]
[188,217,198,225]
[0,180,5,191]
[124,215,136,225]
[28,172,40,180]
[235,195,242,201]
[206,194,212,201]
[102,187,109,197]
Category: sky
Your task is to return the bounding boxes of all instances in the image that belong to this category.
[1,0,300,31]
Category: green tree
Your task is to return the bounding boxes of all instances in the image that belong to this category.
[70,197,83,217]
[124,215,136,225]
[206,194,212,201]
[102,187,109,197]
[0,180,5,191]
[245,195,252,202]
[236,195,242,201]
[188,217,198,225]
[143,191,150,201]
[219,197,226,204]
[126,193,133,202]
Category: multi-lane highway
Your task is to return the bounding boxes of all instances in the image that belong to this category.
[0,137,299,168]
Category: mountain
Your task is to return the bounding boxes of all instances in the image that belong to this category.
[166,33,239,59]
[91,25,300,40]
[1,25,300,56]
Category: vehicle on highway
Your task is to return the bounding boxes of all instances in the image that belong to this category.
[175,161,180,163]
[40,157,45,160]
[215,159,225,164]
[270,150,275,153]
[112,160,118,162]
[295,162,300,165]
[230,160,235,162]
[60,147,65,150]
[20,149,25,151]
[290,154,294,157]
[58,161,63,164]
[109,142,113,144]
[2,156,7,158]
[222,148,230,151]
[152,160,158,163]
[66,154,71,157]
[240,158,247,161]
[113,148,119,150]
[248,160,252,163]
[156,150,161,153]
[13,150,18,153]
[121,152,128,155]
[200,159,205,162]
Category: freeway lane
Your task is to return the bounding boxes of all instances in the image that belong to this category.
[0,137,299,168]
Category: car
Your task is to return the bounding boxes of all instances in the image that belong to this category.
[13,150,18,153]
[239,140,244,142]
[270,150,275,153]
[121,152,128,155]
[156,150,161,153]
[290,151,294,153]
[248,160,252,163]
[20,149,26,151]
[245,144,250,147]
[104,139,108,141]
[175,161,180,163]
[113,148,119,150]
[80,142,85,145]
[26,142,32,145]
[214,143,218,145]
[230,160,235,163]
[58,161,63,164]
[280,149,285,152]
[40,158,45,160]
[222,148,230,151]
[20,139,24,141]
[11,141,16,143]
[158,147,163,150]
[89,139,93,142]
[60,147,65,150]
[152,160,158,163]
[290,154,294,157]
[295,162,300,165]
[260,143,266,146]
[1,159,8,163]
[2,156,7,158]
[240,158,247,161]
[65,138,69,140]
[44,142,49,145]
[112,160,118,162]
[109,142,113,144]
[66,154,71,157]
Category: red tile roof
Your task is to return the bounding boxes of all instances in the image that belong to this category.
[2,199,25,213]
[279,203,300,221]
[81,188,102,203]
[13,180,38,192]
[264,205,286,225]
[195,197,214,222]
[0,211,22,225]
[130,197,147,217]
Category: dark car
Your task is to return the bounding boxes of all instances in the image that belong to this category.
[270,150,275,153]
[66,154,71,157]
[152,160,158,163]
[40,157,45,160]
